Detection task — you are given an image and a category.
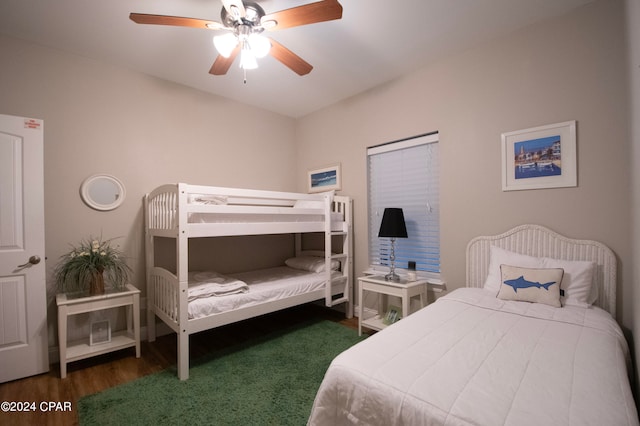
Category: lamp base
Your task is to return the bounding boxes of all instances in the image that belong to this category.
[384,272,401,282]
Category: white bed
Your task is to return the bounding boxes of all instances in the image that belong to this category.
[308,224,638,425]
[144,183,353,380]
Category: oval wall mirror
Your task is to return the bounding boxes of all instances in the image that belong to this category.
[80,174,126,211]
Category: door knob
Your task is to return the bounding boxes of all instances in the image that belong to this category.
[18,255,41,268]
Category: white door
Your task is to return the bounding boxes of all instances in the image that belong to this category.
[0,114,49,382]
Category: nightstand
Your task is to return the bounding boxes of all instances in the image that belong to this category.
[56,284,141,378]
[358,275,428,336]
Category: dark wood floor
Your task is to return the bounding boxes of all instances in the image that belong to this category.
[0,305,361,426]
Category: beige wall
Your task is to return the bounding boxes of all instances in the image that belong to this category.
[0,34,297,344]
[0,0,637,384]
[296,0,633,327]
[626,0,640,390]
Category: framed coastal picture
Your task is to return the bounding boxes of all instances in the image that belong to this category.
[383,305,402,325]
[308,163,341,193]
[501,120,577,191]
[90,319,111,346]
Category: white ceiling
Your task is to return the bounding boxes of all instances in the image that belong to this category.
[0,0,595,118]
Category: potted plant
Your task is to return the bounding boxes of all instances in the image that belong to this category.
[54,236,132,295]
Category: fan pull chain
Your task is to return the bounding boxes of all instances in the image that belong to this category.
[243,68,247,84]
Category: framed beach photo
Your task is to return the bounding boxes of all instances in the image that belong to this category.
[308,163,341,193]
[90,319,111,345]
[383,305,402,325]
[501,120,577,191]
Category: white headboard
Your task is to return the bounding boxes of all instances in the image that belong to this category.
[466,224,617,316]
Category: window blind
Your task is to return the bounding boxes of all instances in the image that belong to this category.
[367,132,440,274]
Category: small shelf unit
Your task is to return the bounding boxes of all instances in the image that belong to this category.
[56,283,141,378]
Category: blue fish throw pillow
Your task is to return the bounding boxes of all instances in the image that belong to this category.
[498,265,564,307]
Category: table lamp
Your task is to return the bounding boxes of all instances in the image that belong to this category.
[378,208,408,281]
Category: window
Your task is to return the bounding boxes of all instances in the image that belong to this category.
[367,132,440,276]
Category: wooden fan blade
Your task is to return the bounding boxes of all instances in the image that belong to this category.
[221,0,246,19]
[129,13,224,30]
[268,38,313,76]
[261,0,342,31]
[209,46,240,75]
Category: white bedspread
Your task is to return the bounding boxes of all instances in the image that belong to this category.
[188,271,249,301]
[188,266,341,319]
[308,288,638,426]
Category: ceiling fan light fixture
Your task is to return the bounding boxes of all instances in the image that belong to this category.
[248,33,271,58]
[239,47,258,70]
[213,32,238,58]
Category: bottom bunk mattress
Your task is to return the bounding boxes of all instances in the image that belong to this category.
[308,287,638,426]
[188,266,342,319]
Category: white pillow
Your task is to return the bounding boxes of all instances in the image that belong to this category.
[542,257,596,307]
[483,246,543,295]
[285,256,340,273]
[497,265,563,307]
[484,246,597,307]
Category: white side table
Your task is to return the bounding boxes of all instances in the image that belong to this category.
[57,283,141,378]
[358,275,428,336]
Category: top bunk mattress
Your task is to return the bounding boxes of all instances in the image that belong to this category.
[188,266,343,320]
[188,212,344,224]
[186,194,345,224]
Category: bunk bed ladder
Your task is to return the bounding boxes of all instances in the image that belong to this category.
[324,195,352,317]
[327,247,349,306]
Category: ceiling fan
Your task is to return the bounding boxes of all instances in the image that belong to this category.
[130,0,343,78]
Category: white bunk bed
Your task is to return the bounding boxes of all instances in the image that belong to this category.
[144,183,353,380]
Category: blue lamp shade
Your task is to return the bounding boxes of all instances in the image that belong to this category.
[378,208,408,238]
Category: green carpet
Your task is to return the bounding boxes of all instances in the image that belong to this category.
[78,320,364,425]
